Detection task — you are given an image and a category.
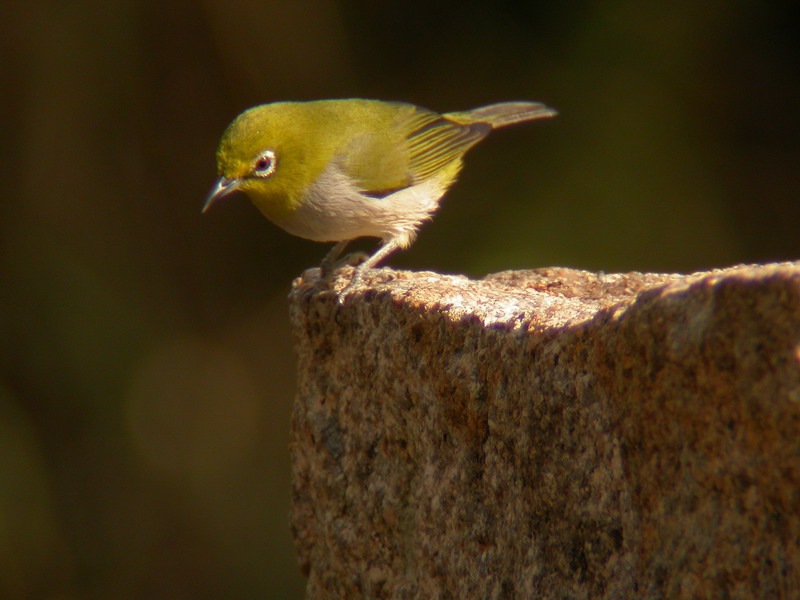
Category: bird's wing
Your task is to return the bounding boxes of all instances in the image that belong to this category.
[402,108,491,182]
[340,105,491,198]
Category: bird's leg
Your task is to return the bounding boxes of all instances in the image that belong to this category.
[320,240,350,277]
[337,238,401,301]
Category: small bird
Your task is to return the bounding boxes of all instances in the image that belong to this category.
[204,99,556,297]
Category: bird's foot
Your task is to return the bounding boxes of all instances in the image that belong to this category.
[322,251,369,277]
[335,265,366,304]
[340,251,369,268]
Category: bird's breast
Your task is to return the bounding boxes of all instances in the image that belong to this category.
[263,162,450,245]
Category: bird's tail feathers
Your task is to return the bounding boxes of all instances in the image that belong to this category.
[446,101,557,129]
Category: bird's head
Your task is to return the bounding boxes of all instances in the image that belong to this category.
[204,103,329,218]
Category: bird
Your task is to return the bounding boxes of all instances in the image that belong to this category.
[204,98,557,298]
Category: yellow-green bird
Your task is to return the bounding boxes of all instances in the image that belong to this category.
[204,99,556,296]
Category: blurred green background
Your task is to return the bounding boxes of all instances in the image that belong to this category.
[2,0,799,598]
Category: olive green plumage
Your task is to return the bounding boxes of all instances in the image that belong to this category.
[205,98,557,296]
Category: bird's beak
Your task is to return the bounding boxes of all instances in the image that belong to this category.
[203,177,241,213]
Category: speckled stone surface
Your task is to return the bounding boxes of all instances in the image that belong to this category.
[288,263,800,599]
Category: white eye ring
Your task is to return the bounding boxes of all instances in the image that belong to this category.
[252,149,277,178]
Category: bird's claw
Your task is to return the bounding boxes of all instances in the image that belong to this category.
[322,251,369,278]
[334,265,365,304]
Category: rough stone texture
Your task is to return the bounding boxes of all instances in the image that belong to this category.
[288,263,800,599]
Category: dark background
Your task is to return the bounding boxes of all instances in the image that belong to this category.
[2,1,799,598]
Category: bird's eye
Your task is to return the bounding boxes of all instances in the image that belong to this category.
[252,150,277,178]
